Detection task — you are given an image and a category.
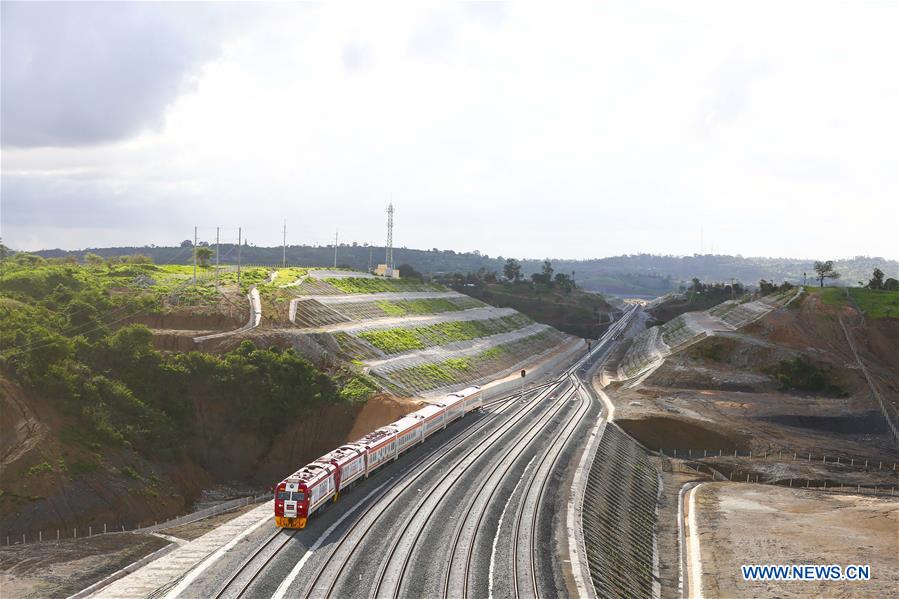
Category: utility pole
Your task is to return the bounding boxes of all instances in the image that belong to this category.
[700,226,704,255]
[731,277,736,299]
[215,226,220,288]
[368,243,373,273]
[282,219,287,268]
[193,226,198,285]
[333,229,339,268]
[237,227,242,288]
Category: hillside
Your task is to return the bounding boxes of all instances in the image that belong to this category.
[603,285,898,463]
[0,258,414,540]
[248,269,579,397]
[449,280,621,339]
[0,256,581,540]
[29,245,897,298]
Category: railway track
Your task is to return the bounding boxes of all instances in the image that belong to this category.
[376,384,578,599]
[211,528,297,599]
[186,306,638,599]
[512,375,592,598]
[446,385,583,599]
[444,383,590,599]
[297,381,562,598]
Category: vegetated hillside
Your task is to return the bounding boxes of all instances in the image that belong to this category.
[450,280,620,339]
[0,256,405,539]
[30,245,897,298]
[647,279,754,324]
[609,286,899,461]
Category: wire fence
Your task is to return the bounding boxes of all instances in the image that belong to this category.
[653,447,898,473]
[670,459,896,498]
[3,493,272,548]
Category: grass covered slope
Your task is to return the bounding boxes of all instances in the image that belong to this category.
[816,286,899,319]
[356,314,532,354]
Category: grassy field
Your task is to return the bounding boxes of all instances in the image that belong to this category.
[810,286,899,319]
[848,288,899,319]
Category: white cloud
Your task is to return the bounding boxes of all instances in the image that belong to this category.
[2,1,896,260]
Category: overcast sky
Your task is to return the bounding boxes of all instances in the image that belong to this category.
[2,2,897,260]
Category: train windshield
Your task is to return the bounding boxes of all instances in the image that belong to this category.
[292,492,306,502]
[277,491,290,500]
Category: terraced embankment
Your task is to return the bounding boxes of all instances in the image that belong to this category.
[278,273,577,396]
[607,287,803,386]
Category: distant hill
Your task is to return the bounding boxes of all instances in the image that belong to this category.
[29,245,896,298]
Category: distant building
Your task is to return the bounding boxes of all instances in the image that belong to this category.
[374,263,400,279]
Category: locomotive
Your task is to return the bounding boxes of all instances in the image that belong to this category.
[274,386,483,529]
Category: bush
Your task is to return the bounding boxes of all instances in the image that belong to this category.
[26,462,53,477]
[769,356,847,396]
[0,262,356,462]
[339,375,379,402]
[119,466,141,480]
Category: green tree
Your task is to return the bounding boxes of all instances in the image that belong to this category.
[554,272,573,292]
[503,258,522,283]
[813,260,840,288]
[195,246,213,268]
[867,268,885,290]
[541,259,554,280]
[124,253,153,264]
[84,252,105,267]
[398,264,422,280]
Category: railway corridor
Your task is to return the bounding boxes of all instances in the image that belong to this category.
[144,308,637,599]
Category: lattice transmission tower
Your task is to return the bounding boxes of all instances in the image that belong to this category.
[386,203,394,273]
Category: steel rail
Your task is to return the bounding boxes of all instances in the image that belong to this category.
[438,384,581,599]
[377,383,577,599]
[300,381,559,598]
[212,527,298,599]
[513,379,592,598]
[436,307,635,599]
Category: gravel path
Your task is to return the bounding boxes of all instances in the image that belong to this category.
[313,290,461,304]
[307,306,518,334]
[307,269,376,279]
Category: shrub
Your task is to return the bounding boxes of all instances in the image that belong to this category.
[769,356,847,396]
[119,466,141,480]
[339,375,379,402]
[26,462,53,477]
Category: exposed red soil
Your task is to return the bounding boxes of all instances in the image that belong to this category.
[1,372,418,541]
[606,293,898,461]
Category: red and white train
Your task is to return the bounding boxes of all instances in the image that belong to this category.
[274,386,483,528]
